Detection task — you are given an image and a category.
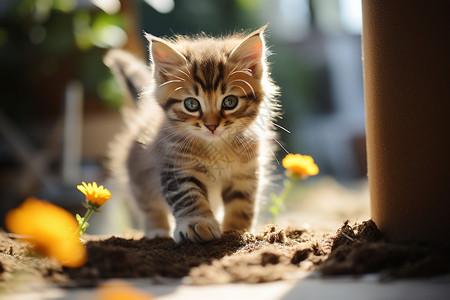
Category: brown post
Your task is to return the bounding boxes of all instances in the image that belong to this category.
[362,1,450,244]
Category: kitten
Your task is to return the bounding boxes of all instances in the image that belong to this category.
[105,25,279,243]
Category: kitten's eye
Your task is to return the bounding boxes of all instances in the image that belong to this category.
[184,98,201,112]
[222,95,238,110]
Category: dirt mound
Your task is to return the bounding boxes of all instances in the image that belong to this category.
[1,220,448,290]
[65,226,332,285]
[319,220,450,278]
[0,226,331,287]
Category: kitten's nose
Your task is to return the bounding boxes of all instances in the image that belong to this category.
[204,123,218,133]
[203,113,221,133]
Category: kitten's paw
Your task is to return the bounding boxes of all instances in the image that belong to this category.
[174,217,221,243]
[145,228,170,240]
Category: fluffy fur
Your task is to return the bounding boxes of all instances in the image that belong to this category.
[105,26,280,243]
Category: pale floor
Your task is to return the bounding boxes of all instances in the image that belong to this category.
[258,176,371,232]
[4,275,450,300]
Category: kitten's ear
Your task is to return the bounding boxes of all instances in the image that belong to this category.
[229,24,267,64]
[145,33,186,72]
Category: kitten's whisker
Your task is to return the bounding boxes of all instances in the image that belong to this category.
[175,135,189,168]
[241,136,256,160]
[274,138,290,154]
[229,79,255,98]
[178,69,192,80]
[147,129,180,152]
[242,138,255,161]
[243,137,255,159]
[161,130,187,154]
[244,127,281,165]
[161,131,192,171]
[234,135,251,162]
[166,86,184,99]
[159,80,184,87]
[166,73,186,81]
[229,69,253,77]
[159,135,179,164]
[237,133,256,145]
[185,134,199,168]
[234,129,256,159]
[184,66,192,76]
[178,132,195,168]
[229,85,248,97]
[273,153,280,165]
[225,65,238,80]
[272,123,290,134]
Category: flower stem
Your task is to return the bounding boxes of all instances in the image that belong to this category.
[279,179,295,203]
[271,177,300,223]
[78,207,94,236]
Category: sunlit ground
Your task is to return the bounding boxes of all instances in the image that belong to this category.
[258,177,370,233]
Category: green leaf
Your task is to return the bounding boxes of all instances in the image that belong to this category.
[269,205,281,222]
[269,206,279,215]
[79,221,89,236]
[76,214,84,225]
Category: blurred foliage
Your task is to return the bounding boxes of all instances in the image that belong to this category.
[0,0,321,154]
[0,0,125,125]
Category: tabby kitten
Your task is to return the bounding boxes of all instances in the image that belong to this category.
[106,25,279,243]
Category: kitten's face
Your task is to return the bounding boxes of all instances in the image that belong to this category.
[147,29,267,142]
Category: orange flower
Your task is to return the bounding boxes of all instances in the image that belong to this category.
[77,181,111,206]
[98,281,155,300]
[5,197,87,268]
[282,154,319,178]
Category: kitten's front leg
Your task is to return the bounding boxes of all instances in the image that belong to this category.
[222,179,257,232]
[162,170,221,243]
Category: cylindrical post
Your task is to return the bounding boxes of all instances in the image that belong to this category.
[362,1,450,243]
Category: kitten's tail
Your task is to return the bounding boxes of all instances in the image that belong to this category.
[103,49,152,105]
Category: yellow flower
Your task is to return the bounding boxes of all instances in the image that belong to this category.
[5,197,87,268]
[77,181,111,206]
[282,153,319,178]
[98,281,155,300]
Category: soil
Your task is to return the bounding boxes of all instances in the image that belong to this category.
[319,220,450,278]
[1,220,449,291]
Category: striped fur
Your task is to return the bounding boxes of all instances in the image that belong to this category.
[107,26,279,243]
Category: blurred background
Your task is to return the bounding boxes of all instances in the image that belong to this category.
[0,0,368,233]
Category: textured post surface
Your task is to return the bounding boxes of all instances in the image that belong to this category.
[362,1,450,243]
